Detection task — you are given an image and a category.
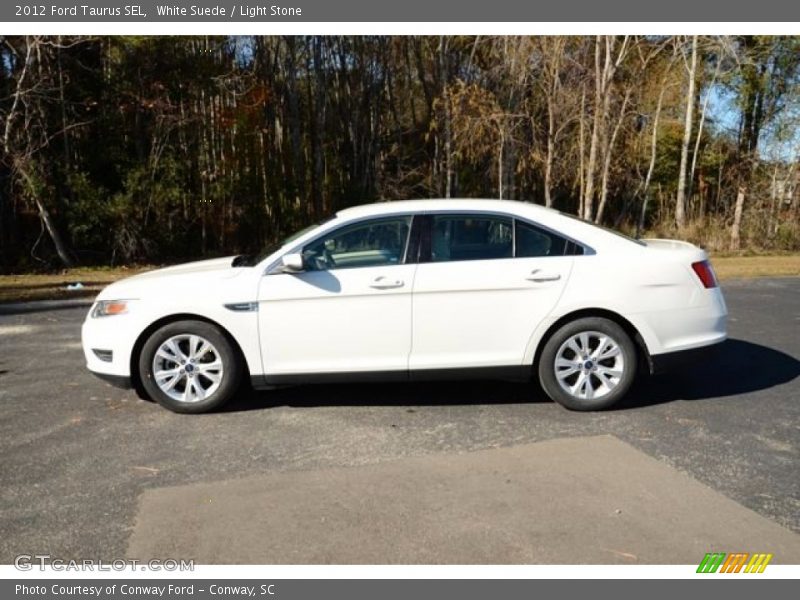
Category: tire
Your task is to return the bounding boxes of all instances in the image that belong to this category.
[138,320,243,414]
[132,380,154,402]
[538,317,637,411]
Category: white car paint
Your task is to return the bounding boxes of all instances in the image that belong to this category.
[409,255,574,370]
[82,199,727,410]
[258,263,417,374]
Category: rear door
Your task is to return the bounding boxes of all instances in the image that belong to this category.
[409,213,574,371]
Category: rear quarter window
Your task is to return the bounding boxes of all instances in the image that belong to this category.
[515,220,568,257]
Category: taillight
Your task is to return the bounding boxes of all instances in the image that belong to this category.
[691,260,718,288]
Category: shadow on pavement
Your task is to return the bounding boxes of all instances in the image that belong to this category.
[223,338,799,412]
[227,379,537,412]
[620,338,800,408]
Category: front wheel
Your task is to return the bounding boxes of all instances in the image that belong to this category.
[538,317,637,411]
[139,320,243,413]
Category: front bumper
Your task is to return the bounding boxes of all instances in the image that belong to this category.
[81,307,141,380]
[89,371,133,389]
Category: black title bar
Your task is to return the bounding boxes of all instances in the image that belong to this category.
[4,0,800,22]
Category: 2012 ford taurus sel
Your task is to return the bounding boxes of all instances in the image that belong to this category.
[82,199,727,413]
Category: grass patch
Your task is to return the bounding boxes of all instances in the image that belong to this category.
[0,266,152,303]
[710,255,800,281]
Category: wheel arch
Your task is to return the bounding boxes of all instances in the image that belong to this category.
[130,313,251,397]
[531,308,653,375]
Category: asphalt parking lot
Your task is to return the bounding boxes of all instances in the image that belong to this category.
[1,277,798,563]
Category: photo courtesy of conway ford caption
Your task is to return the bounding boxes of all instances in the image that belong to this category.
[81,199,727,413]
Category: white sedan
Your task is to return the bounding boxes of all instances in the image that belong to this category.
[82,199,727,413]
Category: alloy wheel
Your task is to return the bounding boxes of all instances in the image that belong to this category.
[151,334,224,403]
[553,330,625,400]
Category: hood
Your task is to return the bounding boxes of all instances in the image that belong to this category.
[96,256,247,300]
[125,256,239,281]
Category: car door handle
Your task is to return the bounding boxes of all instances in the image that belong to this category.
[369,276,404,289]
[526,270,561,282]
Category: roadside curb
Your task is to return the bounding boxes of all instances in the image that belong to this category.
[0,296,95,315]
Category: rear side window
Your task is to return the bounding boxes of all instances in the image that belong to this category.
[431,215,512,262]
[515,220,568,257]
[424,213,585,262]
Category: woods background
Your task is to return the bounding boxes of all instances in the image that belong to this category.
[1,35,799,271]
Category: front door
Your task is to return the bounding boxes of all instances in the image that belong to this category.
[258,215,417,376]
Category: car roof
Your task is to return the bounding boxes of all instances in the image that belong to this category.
[333,199,641,254]
[335,198,555,220]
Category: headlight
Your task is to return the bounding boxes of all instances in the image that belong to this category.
[91,299,134,318]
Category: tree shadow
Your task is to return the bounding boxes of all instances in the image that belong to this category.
[222,339,799,413]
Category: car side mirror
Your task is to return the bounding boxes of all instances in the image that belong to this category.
[281,253,305,273]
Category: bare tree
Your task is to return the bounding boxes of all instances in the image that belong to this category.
[595,87,631,223]
[537,36,568,207]
[675,35,698,229]
[583,35,629,221]
[687,42,725,213]
[1,36,80,266]
[638,76,671,235]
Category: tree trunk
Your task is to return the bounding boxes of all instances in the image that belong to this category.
[578,85,586,217]
[34,196,74,267]
[497,128,505,199]
[675,35,698,229]
[768,163,780,237]
[582,36,626,220]
[443,92,453,198]
[544,96,555,207]
[439,37,453,199]
[15,162,74,267]
[583,36,604,220]
[638,82,668,236]
[730,185,746,251]
[311,37,326,218]
[2,37,34,150]
[541,37,564,208]
[687,53,721,213]
[595,89,630,224]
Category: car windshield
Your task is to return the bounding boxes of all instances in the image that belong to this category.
[235,219,331,267]
[556,210,646,246]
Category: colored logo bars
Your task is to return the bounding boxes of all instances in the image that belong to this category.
[697,552,773,573]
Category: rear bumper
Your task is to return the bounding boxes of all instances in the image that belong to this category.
[649,339,725,375]
[628,285,728,357]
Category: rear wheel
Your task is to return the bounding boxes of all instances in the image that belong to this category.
[138,320,242,413]
[538,317,636,411]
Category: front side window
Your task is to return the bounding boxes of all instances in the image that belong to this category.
[431,215,512,262]
[302,216,412,271]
